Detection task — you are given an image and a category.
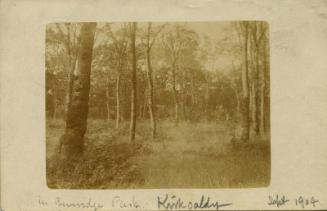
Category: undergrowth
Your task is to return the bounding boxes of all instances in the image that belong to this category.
[46,119,150,189]
[46,119,270,189]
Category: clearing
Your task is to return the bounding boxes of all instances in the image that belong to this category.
[46,119,270,189]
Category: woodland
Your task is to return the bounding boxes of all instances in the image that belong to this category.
[46,21,270,188]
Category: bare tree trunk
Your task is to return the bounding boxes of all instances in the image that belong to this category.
[234,88,240,113]
[142,96,148,119]
[139,92,147,119]
[251,21,266,137]
[259,76,265,136]
[115,73,121,129]
[181,70,188,120]
[172,61,179,126]
[265,39,270,134]
[144,22,165,137]
[190,75,196,119]
[146,49,157,138]
[249,34,259,136]
[260,36,268,136]
[139,98,143,119]
[61,23,96,158]
[106,82,111,122]
[241,22,250,142]
[129,22,137,144]
[205,74,210,121]
[251,83,256,132]
[254,43,260,136]
[121,77,129,121]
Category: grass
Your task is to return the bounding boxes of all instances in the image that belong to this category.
[46,118,270,189]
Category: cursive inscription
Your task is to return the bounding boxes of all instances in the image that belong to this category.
[157,194,232,210]
[295,196,319,209]
[112,196,140,209]
[267,194,289,208]
[54,197,103,211]
[268,194,319,209]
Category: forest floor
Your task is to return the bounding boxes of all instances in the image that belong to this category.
[46,119,270,189]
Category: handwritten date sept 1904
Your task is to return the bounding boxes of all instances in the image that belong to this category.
[268,194,319,209]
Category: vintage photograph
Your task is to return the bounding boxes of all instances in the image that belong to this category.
[45,21,270,189]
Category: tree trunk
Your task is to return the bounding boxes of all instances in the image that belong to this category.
[172,61,179,125]
[254,42,260,136]
[115,73,121,129]
[142,96,147,119]
[205,76,210,121]
[139,92,147,119]
[259,77,265,137]
[106,82,111,122]
[121,76,129,121]
[234,88,240,113]
[265,39,270,134]
[241,22,250,142]
[260,36,268,136]
[146,49,157,138]
[251,82,258,134]
[129,22,137,144]
[181,70,188,120]
[190,75,197,120]
[61,23,96,158]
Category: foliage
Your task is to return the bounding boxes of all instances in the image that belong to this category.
[46,22,258,122]
[46,21,270,188]
[46,119,270,188]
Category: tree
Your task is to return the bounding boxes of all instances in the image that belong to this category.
[60,23,96,158]
[144,22,166,138]
[199,36,218,120]
[259,22,269,137]
[249,21,263,135]
[106,24,129,128]
[232,21,270,141]
[162,25,181,125]
[248,21,269,137]
[129,22,137,144]
[239,22,250,142]
[161,24,197,125]
[89,43,112,121]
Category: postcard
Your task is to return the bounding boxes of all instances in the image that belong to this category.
[1,0,326,210]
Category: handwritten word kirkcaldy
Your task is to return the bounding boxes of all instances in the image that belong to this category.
[157,194,232,210]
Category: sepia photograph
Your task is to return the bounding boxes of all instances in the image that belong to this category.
[3,1,327,210]
[45,21,270,189]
